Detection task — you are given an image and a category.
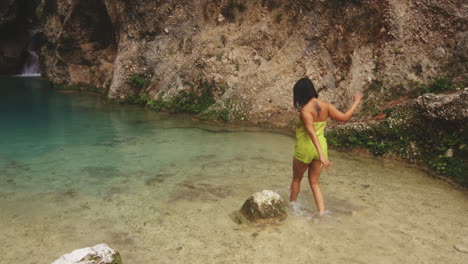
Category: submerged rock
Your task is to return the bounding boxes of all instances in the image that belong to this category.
[454,244,468,253]
[51,244,123,264]
[239,190,287,224]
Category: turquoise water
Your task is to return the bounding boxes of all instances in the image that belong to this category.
[1,77,467,264]
[0,77,281,195]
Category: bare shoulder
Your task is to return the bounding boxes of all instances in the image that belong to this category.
[301,100,314,112]
[301,99,330,121]
[319,100,331,109]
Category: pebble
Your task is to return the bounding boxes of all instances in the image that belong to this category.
[454,244,468,253]
[444,148,453,158]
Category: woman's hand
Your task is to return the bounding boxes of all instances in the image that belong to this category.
[354,92,362,104]
[320,158,333,170]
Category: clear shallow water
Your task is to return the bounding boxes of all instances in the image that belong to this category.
[1,77,467,264]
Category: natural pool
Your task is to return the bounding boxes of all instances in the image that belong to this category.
[0,77,467,264]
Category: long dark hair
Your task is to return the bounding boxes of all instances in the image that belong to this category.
[293,78,318,110]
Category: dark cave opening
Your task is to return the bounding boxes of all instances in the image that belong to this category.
[0,0,44,76]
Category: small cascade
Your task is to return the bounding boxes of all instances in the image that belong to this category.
[19,26,42,77]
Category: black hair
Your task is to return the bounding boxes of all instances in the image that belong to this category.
[293,78,318,110]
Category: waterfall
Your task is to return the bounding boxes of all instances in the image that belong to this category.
[19,27,41,77]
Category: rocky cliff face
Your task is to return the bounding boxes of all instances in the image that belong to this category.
[32,0,467,126]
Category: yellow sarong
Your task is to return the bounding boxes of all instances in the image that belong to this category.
[294,119,328,164]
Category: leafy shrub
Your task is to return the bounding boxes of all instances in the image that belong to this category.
[429,156,467,186]
[130,75,146,89]
[425,76,455,93]
[147,98,168,111]
[145,80,216,114]
[199,108,230,123]
[126,95,149,105]
[326,114,467,186]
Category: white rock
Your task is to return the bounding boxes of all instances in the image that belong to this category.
[445,148,454,158]
[51,244,122,264]
[252,190,282,205]
[239,190,287,224]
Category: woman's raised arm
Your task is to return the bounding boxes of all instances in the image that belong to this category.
[328,92,362,122]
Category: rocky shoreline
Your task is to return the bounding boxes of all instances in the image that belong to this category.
[51,83,467,187]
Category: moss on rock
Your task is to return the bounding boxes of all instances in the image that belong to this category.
[239,190,287,224]
[327,89,468,186]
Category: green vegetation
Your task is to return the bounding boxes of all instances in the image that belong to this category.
[146,92,233,123]
[166,86,215,113]
[128,78,219,116]
[349,75,466,185]
[199,108,230,123]
[327,108,467,186]
[424,75,455,93]
[110,254,123,264]
[130,74,147,89]
[361,76,458,117]
[429,155,466,185]
[392,48,402,55]
[327,122,402,156]
[126,94,149,105]
[405,76,457,98]
[129,80,246,124]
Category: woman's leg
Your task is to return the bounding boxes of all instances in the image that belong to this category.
[308,160,325,214]
[290,158,309,202]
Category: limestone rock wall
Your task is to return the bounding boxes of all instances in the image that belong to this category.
[33,0,467,126]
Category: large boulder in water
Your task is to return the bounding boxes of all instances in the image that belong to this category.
[51,244,123,264]
[239,190,287,224]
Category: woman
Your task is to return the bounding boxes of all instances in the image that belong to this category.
[291,78,362,216]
